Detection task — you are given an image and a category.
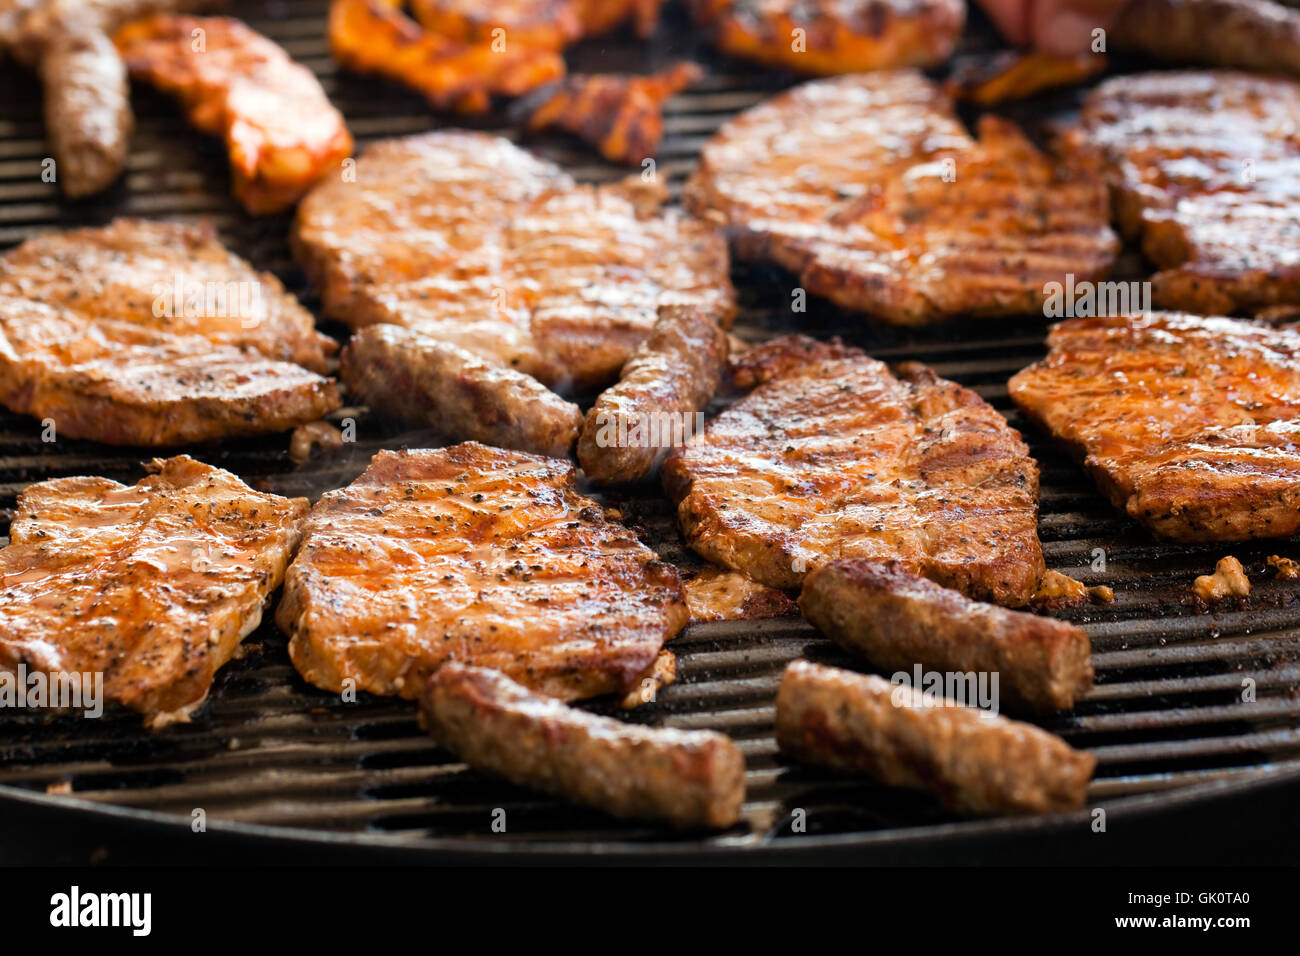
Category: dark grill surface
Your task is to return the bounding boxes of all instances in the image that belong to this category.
[1,0,1299,859]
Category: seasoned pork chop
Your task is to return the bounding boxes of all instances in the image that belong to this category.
[294,131,733,390]
[1072,71,1300,315]
[1010,312,1300,542]
[0,456,308,726]
[0,219,339,445]
[278,443,688,702]
[686,72,1118,325]
[409,0,669,51]
[663,336,1046,606]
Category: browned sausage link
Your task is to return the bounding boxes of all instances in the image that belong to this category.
[421,662,746,829]
[775,660,1095,816]
[799,559,1093,712]
[577,303,726,484]
[340,324,583,459]
[40,29,131,198]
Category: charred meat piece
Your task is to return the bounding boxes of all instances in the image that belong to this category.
[800,559,1094,712]
[775,661,1096,816]
[114,15,353,215]
[294,131,734,391]
[1009,312,1300,542]
[577,303,726,485]
[683,567,797,622]
[0,456,307,727]
[329,0,566,114]
[1072,71,1300,314]
[1113,0,1300,76]
[663,336,1046,606]
[519,63,702,165]
[0,219,339,445]
[420,663,745,829]
[409,0,669,51]
[686,72,1118,325]
[687,0,964,75]
[278,444,689,703]
[340,324,583,458]
[946,50,1106,105]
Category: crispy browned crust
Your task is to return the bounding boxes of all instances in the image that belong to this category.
[1073,71,1300,315]
[293,131,734,391]
[329,0,566,114]
[1113,0,1300,75]
[521,63,702,165]
[0,455,307,725]
[663,335,1045,605]
[800,559,1093,712]
[409,0,669,51]
[683,567,796,622]
[278,444,688,703]
[1010,311,1300,542]
[114,14,353,214]
[420,662,745,829]
[688,0,964,75]
[39,29,130,197]
[686,72,1118,325]
[577,304,726,485]
[340,324,583,459]
[775,661,1095,816]
[946,51,1106,105]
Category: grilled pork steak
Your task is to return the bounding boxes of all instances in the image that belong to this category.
[0,456,308,727]
[293,131,733,391]
[1072,71,1300,315]
[663,335,1046,606]
[1010,312,1300,542]
[278,443,688,703]
[409,0,669,51]
[686,71,1118,325]
[0,219,339,446]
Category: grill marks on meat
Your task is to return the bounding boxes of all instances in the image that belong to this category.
[114,15,354,215]
[1073,71,1300,315]
[277,444,688,703]
[0,456,308,726]
[409,0,669,51]
[663,336,1046,606]
[687,0,965,75]
[1010,311,1300,542]
[687,72,1118,326]
[420,663,745,829]
[294,131,734,391]
[340,324,583,459]
[0,219,340,446]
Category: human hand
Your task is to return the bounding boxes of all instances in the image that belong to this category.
[974,0,1129,56]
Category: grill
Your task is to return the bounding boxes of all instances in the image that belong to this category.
[2,0,1299,862]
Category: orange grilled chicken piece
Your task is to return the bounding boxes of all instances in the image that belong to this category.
[408,0,669,51]
[946,51,1107,105]
[114,14,353,215]
[329,0,565,113]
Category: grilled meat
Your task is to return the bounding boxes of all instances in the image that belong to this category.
[687,0,965,75]
[114,15,353,215]
[519,63,702,165]
[945,51,1106,105]
[577,304,726,485]
[278,443,689,703]
[686,72,1118,325]
[0,456,307,726]
[329,0,566,114]
[663,336,1046,605]
[1072,71,1300,315]
[0,219,339,445]
[420,662,745,828]
[1009,311,1300,542]
[409,0,669,51]
[800,559,1094,712]
[1113,0,1300,76]
[683,567,797,622]
[775,661,1096,816]
[294,131,734,391]
[40,28,131,198]
[340,324,583,459]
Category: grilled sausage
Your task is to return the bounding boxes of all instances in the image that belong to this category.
[40,28,131,198]
[340,324,583,459]
[578,303,726,484]
[775,661,1095,816]
[799,559,1093,712]
[420,663,746,829]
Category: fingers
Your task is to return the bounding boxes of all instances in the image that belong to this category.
[1031,0,1123,55]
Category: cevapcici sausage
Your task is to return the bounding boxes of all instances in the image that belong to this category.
[799,559,1093,711]
[40,29,131,197]
[775,660,1095,816]
[340,324,583,459]
[421,662,746,829]
[577,303,726,484]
